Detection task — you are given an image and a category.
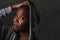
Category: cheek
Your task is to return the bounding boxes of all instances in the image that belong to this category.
[15,21,26,30]
[13,17,17,23]
[18,20,26,26]
[13,16,28,26]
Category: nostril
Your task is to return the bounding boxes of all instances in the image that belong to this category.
[16,19,19,23]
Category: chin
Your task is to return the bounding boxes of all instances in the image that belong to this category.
[13,26,21,31]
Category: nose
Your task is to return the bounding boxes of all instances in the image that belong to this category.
[16,19,19,23]
[14,18,19,23]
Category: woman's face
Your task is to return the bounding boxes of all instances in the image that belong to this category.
[13,8,29,30]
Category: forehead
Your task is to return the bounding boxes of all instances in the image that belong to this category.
[16,8,28,16]
[16,8,24,14]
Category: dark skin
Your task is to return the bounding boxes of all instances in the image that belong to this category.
[13,8,29,30]
[13,8,29,40]
[12,1,29,40]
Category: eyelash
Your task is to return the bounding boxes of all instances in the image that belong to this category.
[20,17,24,20]
[15,15,25,20]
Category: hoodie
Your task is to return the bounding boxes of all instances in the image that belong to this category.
[0,1,40,40]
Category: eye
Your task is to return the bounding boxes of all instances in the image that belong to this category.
[20,17,24,20]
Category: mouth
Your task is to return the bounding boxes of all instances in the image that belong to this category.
[13,22,18,26]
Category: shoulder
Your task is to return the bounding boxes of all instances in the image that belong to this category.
[0,24,13,40]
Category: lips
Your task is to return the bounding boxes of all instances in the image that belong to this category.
[14,23,21,27]
[13,22,18,25]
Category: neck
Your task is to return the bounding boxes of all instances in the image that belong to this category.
[19,32,29,40]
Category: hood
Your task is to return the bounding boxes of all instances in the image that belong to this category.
[28,1,40,30]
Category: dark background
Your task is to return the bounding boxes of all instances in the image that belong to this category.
[0,0,60,40]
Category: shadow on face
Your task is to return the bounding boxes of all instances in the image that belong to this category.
[13,5,29,31]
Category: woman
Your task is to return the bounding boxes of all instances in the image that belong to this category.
[0,1,40,40]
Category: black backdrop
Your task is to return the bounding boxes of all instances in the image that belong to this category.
[0,0,60,40]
